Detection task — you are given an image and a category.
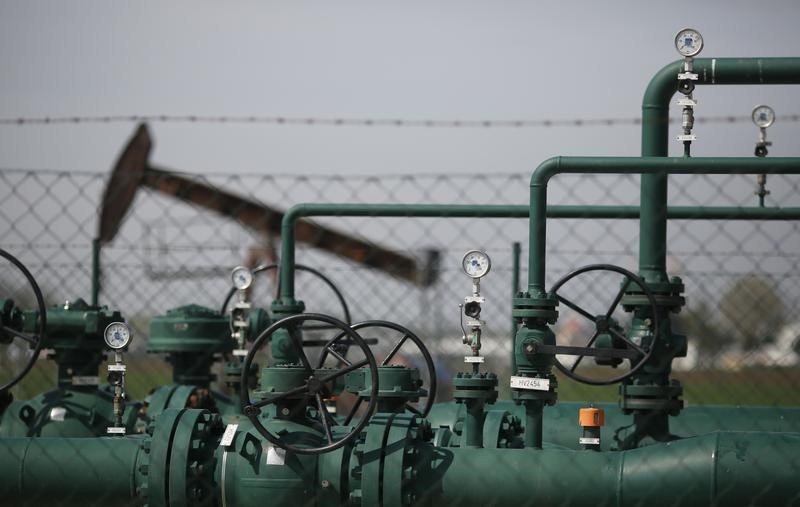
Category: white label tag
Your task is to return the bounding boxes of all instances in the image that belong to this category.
[510,376,550,391]
[219,423,238,447]
[108,364,127,372]
[232,349,249,357]
[266,446,286,465]
[49,407,67,421]
[71,376,100,386]
[579,437,601,445]
[464,356,485,363]
[107,427,126,435]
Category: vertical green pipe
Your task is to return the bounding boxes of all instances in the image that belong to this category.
[528,172,550,293]
[463,401,484,447]
[639,61,678,282]
[524,400,543,449]
[510,242,520,372]
[91,238,101,306]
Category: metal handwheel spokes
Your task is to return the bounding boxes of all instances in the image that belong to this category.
[547,264,660,385]
[221,263,351,331]
[0,248,47,392]
[240,313,378,455]
[317,320,437,421]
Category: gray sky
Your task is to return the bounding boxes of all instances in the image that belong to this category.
[1,0,799,177]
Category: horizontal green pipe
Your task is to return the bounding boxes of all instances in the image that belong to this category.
[434,432,800,507]
[530,156,800,291]
[278,201,800,302]
[0,436,145,506]
[643,58,800,120]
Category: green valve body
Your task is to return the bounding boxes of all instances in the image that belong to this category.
[145,304,269,421]
[0,298,142,437]
[148,304,233,386]
[38,298,123,388]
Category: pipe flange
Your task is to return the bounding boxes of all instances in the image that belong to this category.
[511,291,559,324]
[148,408,222,507]
[483,409,524,449]
[453,372,499,403]
[353,413,431,507]
[622,276,686,313]
[620,380,684,416]
[269,299,306,317]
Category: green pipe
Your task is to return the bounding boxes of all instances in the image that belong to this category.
[641,57,800,278]
[0,436,145,506]
[529,156,800,291]
[2,408,800,506]
[427,400,800,451]
[278,202,800,302]
[91,238,101,306]
[432,432,800,507]
[511,242,521,372]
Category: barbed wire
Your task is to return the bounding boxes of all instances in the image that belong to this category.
[1,113,799,128]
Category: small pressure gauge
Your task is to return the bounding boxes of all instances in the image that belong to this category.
[675,28,703,57]
[231,266,254,290]
[462,250,491,279]
[752,105,775,128]
[104,322,131,350]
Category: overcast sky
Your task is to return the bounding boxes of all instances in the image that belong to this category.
[1,0,798,178]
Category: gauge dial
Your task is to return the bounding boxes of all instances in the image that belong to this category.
[462,250,491,279]
[104,322,131,350]
[231,266,254,290]
[752,105,775,128]
[674,28,703,57]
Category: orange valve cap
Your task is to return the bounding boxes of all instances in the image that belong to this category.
[579,407,604,427]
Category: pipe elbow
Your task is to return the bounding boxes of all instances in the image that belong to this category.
[530,156,562,188]
[282,204,308,230]
[642,59,682,111]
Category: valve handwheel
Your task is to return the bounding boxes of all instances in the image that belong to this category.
[0,248,47,392]
[221,263,352,331]
[546,264,660,385]
[317,320,437,420]
[240,313,378,454]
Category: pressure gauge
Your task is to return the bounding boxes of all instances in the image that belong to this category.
[674,28,703,57]
[231,266,253,290]
[752,105,775,128]
[104,322,131,350]
[462,250,491,279]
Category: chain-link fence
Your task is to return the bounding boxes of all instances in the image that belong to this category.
[2,164,799,407]
[3,163,800,505]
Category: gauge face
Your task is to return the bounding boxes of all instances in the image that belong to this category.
[231,266,254,290]
[752,105,775,128]
[462,250,491,279]
[675,28,703,57]
[104,322,131,350]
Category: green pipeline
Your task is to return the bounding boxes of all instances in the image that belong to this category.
[427,400,800,451]
[2,408,799,507]
[277,201,800,302]
[529,156,800,291]
[640,57,800,276]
